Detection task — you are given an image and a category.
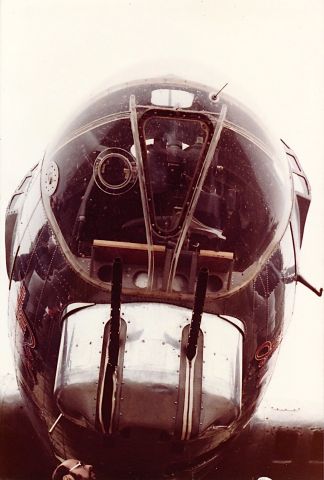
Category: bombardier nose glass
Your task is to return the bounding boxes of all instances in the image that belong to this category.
[42,81,291,298]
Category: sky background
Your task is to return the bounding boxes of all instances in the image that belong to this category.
[1,0,323,411]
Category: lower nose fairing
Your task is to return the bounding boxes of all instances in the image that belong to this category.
[54,303,243,444]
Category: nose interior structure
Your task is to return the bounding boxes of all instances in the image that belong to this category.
[54,297,243,440]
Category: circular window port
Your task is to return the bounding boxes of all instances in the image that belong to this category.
[94,148,137,195]
[98,264,112,282]
[134,271,148,289]
[207,275,223,292]
[173,275,188,292]
[99,154,130,188]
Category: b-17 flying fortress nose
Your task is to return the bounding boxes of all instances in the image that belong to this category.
[4,75,321,480]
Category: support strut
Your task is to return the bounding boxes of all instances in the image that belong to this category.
[186,268,209,361]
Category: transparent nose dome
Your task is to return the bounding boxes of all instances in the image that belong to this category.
[41,77,292,298]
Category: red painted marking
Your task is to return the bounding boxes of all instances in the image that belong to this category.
[255,340,272,361]
[255,337,281,369]
[16,284,36,348]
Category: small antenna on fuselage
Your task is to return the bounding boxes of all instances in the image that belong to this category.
[209,82,229,102]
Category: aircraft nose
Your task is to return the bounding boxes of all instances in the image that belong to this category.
[54,303,243,439]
